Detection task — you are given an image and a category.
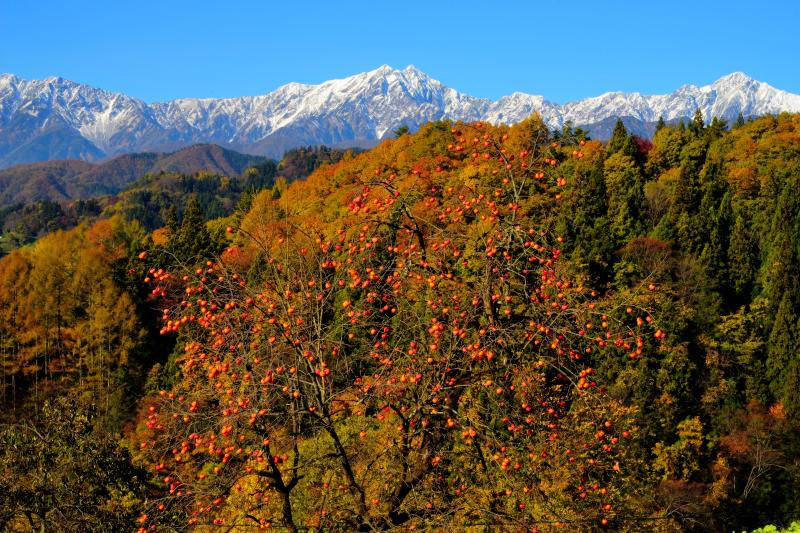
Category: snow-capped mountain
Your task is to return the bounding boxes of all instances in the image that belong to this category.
[1,66,799,167]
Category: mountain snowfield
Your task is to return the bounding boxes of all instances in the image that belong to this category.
[2,65,800,167]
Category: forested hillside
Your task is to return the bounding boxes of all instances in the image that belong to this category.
[0,145,354,253]
[0,144,270,209]
[0,114,799,532]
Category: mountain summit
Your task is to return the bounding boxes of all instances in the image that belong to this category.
[1,67,799,167]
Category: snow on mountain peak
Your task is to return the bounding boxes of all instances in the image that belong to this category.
[1,66,799,167]
[714,71,755,85]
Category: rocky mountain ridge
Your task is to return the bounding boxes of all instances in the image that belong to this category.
[2,66,799,166]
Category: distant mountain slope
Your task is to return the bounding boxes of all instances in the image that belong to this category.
[0,144,268,207]
[0,160,94,206]
[148,144,266,176]
[0,122,106,168]
[2,67,800,165]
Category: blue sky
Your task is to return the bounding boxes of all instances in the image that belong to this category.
[1,0,798,103]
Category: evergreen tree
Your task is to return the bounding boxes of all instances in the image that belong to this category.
[562,158,614,281]
[606,119,629,155]
[233,189,255,225]
[734,112,746,128]
[700,192,732,299]
[647,125,688,176]
[604,152,646,245]
[655,116,666,133]
[781,357,800,421]
[555,121,589,145]
[763,188,800,310]
[653,148,708,252]
[669,163,703,249]
[393,124,410,137]
[758,187,800,410]
[168,196,217,263]
[697,158,727,236]
[728,213,757,300]
[574,127,590,142]
[620,135,641,162]
[242,160,278,191]
[557,121,572,143]
[706,117,728,140]
[766,292,798,410]
[163,204,179,233]
[689,109,705,137]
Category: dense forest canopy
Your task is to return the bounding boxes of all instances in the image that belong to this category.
[0,114,799,531]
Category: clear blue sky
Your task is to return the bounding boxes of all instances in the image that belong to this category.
[1,0,798,103]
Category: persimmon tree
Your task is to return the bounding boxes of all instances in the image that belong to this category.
[134,119,655,531]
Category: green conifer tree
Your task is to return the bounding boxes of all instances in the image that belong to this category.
[697,159,727,236]
[706,117,728,140]
[763,189,800,310]
[700,192,732,298]
[689,108,705,137]
[562,158,615,281]
[163,204,179,234]
[168,196,217,263]
[766,292,798,407]
[604,152,646,245]
[668,164,704,250]
[606,119,629,155]
[728,213,757,300]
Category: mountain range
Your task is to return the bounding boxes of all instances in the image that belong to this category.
[2,66,800,168]
[0,144,267,207]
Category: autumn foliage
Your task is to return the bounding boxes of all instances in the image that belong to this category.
[3,114,800,532]
[130,119,658,531]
